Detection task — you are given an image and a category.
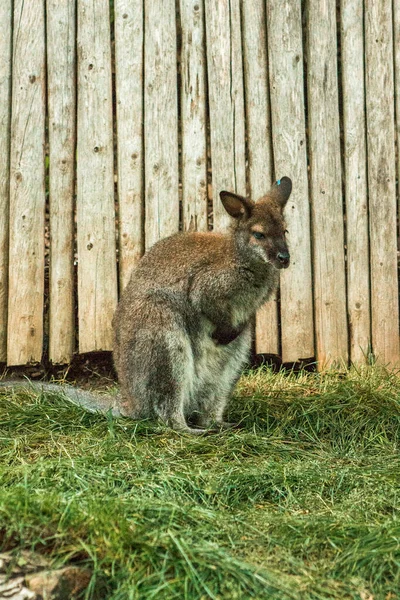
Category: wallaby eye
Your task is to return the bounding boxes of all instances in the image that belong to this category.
[252,231,265,240]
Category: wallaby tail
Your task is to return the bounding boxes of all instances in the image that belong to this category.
[0,380,121,417]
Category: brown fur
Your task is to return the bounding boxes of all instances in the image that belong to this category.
[0,178,292,434]
[112,177,292,433]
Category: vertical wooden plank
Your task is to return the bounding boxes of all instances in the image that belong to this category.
[47,0,76,364]
[365,0,399,366]
[395,0,400,208]
[204,0,246,230]
[77,0,118,353]
[114,0,144,289]
[7,0,46,366]
[307,0,348,368]
[266,0,314,363]
[241,0,278,355]
[395,0,400,359]
[0,0,12,362]
[255,302,279,355]
[144,0,179,249]
[341,0,370,364]
[180,0,208,233]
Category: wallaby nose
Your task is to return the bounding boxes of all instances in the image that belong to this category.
[277,251,290,268]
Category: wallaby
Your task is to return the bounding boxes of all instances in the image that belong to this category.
[0,177,292,433]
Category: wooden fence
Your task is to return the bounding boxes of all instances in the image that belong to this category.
[0,0,399,369]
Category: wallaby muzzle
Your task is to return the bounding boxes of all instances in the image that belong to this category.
[270,239,290,269]
[277,249,290,269]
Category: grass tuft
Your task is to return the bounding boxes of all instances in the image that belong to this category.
[1,366,400,598]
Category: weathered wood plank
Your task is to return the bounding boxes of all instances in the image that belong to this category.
[204,0,246,231]
[267,0,314,363]
[242,0,273,199]
[144,0,179,249]
[180,0,208,233]
[114,0,144,289]
[0,0,12,362]
[47,0,76,364]
[396,0,400,196]
[396,0,400,352]
[307,0,348,368]
[365,0,399,366]
[255,300,279,356]
[7,0,46,366]
[76,0,118,353]
[242,0,278,355]
[341,0,370,364]
[396,0,400,186]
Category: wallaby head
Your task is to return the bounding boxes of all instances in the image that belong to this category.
[220,176,292,270]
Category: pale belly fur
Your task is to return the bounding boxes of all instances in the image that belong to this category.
[183,317,251,415]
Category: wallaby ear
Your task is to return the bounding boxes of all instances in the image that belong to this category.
[269,176,292,208]
[219,191,253,219]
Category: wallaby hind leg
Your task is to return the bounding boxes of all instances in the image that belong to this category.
[116,327,205,434]
[194,379,237,429]
[193,330,251,429]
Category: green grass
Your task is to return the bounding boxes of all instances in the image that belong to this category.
[1,366,400,599]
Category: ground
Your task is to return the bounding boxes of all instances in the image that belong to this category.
[0,366,399,599]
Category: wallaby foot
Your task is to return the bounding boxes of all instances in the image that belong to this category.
[168,418,209,436]
[197,418,240,431]
[154,407,207,436]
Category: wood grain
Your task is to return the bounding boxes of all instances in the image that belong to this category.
[7,0,46,365]
[144,0,179,249]
[0,0,12,362]
[365,0,399,366]
[395,0,400,200]
[76,0,118,353]
[47,0,76,363]
[204,0,246,231]
[180,0,208,233]
[340,0,370,364]
[114,0,144,289]
[307,0,348,368]
[267,0,314,363]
